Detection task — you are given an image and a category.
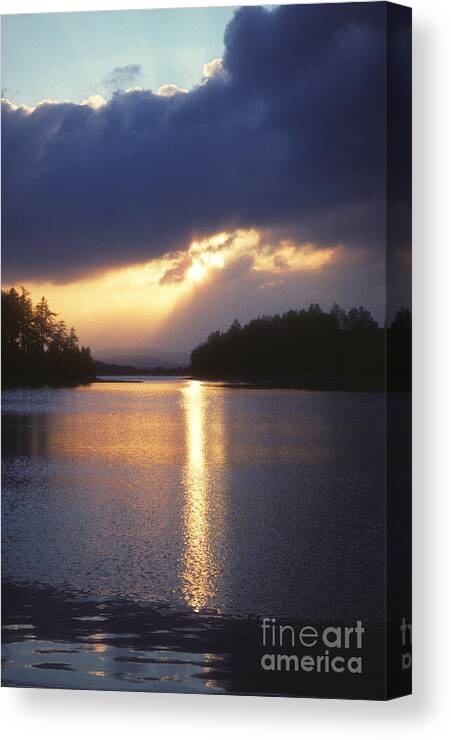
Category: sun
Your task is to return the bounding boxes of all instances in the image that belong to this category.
[186,259,207,283]
[186,251,225,283]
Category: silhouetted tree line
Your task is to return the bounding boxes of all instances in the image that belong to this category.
[190,304,411,391]
[2,287,95,388]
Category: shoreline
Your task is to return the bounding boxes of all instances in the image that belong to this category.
[189,376,386,392]
[2,373,407,393]
[2,375,388,392]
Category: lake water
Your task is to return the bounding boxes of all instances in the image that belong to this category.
[2,378,386,694]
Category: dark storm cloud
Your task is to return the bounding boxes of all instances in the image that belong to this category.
[1,4,408,282]
[102,64,144,91]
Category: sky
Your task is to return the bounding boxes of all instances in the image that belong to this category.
[1,7,237,106]
[1,4,411,355]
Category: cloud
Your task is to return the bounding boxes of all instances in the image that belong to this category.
[1,4,410,283]
[203,58,226,79]
[156,84,188,97]
[101,63,144,91]
[81,94,107,109]
[158,228,338,288]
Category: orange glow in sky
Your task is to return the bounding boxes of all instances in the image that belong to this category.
[16,229,338,353]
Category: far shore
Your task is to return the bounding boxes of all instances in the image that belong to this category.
[92,374,386,392]
[2,375,388,392]
[191,377,385,392]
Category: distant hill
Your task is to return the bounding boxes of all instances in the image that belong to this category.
[93,360,187,377]
[93,347,189,369]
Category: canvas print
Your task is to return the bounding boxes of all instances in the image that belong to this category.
[1,2,412,699]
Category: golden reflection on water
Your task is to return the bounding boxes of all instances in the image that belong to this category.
[181,381,215,612]
[8,378,229,615]
[85,632,108,653]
